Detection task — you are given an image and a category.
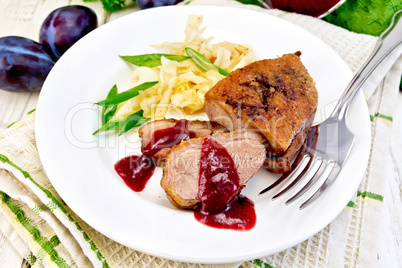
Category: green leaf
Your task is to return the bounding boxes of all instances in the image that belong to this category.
[93,110,148,135]
[215,65,230,76]
[185,47,230,76]
[95,81,158,106]
[101,85,118,125]
[93,121,123,135]
[120,54,191,68]
[118,110,149,135]
[99,0,126,12]
[185,48,208,72]
[324,0,402,36]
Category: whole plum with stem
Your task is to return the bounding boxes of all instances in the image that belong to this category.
[39,5,98,60]
[0,36,55,92]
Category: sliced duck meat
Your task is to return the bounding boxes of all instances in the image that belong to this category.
[204,52,318,155]
[138,119,227,165]
[161,129,266,209]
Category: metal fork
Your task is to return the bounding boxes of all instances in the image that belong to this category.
[259,10,402,209]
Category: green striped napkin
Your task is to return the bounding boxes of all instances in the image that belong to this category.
[0,0,401,267]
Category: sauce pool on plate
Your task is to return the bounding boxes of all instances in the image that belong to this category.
[195,137,256,231]
[115,121,256,231]
[115,120,196,191]
[114,154,155,192]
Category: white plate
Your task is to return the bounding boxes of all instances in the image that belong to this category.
[36,5,371,264]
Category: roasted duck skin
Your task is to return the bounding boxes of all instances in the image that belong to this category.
[204,52,318,155]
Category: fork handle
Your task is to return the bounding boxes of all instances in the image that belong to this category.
[331,10,402,119]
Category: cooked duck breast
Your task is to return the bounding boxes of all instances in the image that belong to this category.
[161,129,266,209]
[138,119,226,165]
[204,52,318,155]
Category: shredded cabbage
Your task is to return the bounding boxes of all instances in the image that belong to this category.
[113,15,255,121]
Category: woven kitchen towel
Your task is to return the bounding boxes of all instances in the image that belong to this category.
[0,0,401,267]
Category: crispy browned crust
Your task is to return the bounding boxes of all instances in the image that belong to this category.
[204,52,318,154]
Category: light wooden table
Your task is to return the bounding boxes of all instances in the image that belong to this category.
[0,1,401,267]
